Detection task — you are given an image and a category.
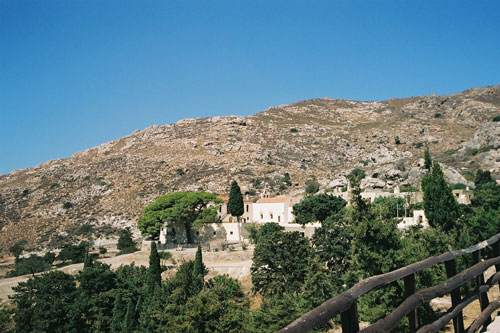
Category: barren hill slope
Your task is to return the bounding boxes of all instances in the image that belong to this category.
[1,85,499,252]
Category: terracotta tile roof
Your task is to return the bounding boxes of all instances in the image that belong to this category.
[256,196,290,203]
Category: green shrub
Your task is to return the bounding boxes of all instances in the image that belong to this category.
[245,189,257,196]
[434,112,442,118]
[62,201,73,209]
[395,136,401,144]
[492,115,500,122]
[79,224,93,234]
[305,176,320,194]
[290,128,298,133]
[479,145,494,153]
[451,183,467,190]
[444,149,459,155]
[175,168,185,176]
[469,148,479,156]
[400,185,419,192]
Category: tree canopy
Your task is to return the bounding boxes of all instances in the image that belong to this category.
[250,223,312,296]
[137,191,223,243]
[292,193,346,225]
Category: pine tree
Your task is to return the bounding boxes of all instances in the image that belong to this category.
[192,245,206,294]
[228,180,244,221]
[146,242,161,292]
[111,292,126,333]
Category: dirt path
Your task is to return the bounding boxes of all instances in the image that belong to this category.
[0,249,254,302]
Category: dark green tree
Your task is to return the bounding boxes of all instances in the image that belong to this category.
[192,245,206,294]
[228,180,244,222]
[73,258,117,332]
[421,162,459,232]
[251,223,312,296]
[117,228,138,254]
[424,144,432,170]
[123,298,136,333]
[10,271,77,333]
[300,257,336,309]
[347,168,368,221]
[57,241,89,264]
[9,255,52,277]
[137,191,223,243]
[147,242,162,292]
[474,169,496,189]
[292,193,346,225]
[181,275,249,333]
[312,213,351,284]
[373,196,406,219]
[111,292,126,333]
[9,240,25,262]
[250,294,304,333]
[0,303,12,332]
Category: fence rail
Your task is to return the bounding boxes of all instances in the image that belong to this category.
[278,232,500,333]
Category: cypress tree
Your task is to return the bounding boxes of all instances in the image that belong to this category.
[146,242,161,292]
[192,245,206,294]
[228,180,244,221]
[111,292,126,333]
[123,298,136,333]
[424,144,432,171]
[421,162,459,232]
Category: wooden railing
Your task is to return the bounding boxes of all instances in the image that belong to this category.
[278,232,500,333]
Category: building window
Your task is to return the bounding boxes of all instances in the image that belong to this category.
[246,205,249,212]
[270,213,273,219]
[230,231,233,235]
[219,206,222,212]
[213,231,216,236]
[278,216,280,223]
[260,213,263,219]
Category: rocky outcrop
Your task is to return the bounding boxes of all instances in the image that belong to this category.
[0,85,499,251]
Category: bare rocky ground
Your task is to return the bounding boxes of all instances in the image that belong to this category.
[0,85,499,253]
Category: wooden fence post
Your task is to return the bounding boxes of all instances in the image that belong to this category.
[444,259,465,333]
[492,241,500,288]
[404,273,417,332]
[472,250,491,327]
[340,301,359,333]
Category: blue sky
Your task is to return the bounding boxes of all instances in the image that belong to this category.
[1,0,499,174]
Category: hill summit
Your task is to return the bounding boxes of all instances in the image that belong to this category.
[1,85,499,251]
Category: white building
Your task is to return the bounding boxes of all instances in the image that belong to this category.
[253,196,296,225]
[398,210,429,230]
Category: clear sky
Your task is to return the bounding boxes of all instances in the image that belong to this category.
[1,0,499,175]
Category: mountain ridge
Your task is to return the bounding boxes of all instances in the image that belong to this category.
[1,85,499,252]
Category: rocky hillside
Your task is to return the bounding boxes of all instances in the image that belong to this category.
[1,85,499,252]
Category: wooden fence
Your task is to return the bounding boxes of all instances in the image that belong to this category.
[278,232,500,333]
